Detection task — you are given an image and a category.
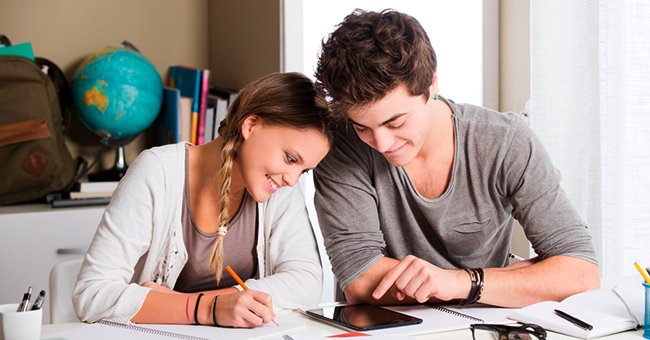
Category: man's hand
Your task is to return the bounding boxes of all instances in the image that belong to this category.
[371,255,467,303]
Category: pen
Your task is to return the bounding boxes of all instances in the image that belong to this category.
[16,286,32,312]
[634,262,650,284]
[554,309,593,331]
[225,265,279,326]
[31,290,46,310]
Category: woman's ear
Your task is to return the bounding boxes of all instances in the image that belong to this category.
[241,115,259,140]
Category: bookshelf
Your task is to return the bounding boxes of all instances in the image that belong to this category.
[0,0,281,169]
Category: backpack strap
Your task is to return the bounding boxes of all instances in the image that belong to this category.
[35,57,73,135]
[0,35,11,46]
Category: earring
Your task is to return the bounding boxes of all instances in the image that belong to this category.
[433,94,439,101]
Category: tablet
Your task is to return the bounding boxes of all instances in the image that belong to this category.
[303,304,423,331]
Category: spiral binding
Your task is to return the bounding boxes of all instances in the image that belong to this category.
[98,320,209,340]
[424,304,484,323]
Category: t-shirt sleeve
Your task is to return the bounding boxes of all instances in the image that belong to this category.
[314,125,386,290]
[499,117,597,264]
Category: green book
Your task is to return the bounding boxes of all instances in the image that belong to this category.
[0,42,35,61]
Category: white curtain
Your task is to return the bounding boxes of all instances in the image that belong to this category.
[531,1,650,278]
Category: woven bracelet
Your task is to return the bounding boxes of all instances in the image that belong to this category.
[461,268,479,306]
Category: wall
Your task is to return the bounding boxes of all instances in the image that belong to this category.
[2,0,532,255]
[0,0,209,168]
[499,0,531,257]
[208,0,281,90]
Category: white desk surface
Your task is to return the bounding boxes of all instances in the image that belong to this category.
[41,309,645,340]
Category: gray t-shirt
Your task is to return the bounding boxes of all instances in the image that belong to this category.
[314,100,597,290]
[174,148,258,293]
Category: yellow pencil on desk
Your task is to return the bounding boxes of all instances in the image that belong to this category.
[633,262,650,284]
[225,265,279,326]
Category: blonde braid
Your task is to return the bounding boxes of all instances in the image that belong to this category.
[208,137,238,283]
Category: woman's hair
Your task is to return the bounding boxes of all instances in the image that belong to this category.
[315,9,437,119]
[209,72,332,283]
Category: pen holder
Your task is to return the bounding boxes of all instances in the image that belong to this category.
[643,283,650,339]
[0,303,42,340]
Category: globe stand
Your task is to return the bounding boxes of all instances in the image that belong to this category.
[88,136,135,182]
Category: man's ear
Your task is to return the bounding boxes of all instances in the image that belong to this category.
[431,71,439,95]
[241,115,260,140]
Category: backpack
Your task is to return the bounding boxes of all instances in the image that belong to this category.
[0,36,80,205]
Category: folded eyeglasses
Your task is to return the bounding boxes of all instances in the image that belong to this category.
[470,323,547,340]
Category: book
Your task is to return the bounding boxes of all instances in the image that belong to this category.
[508,287,644,339]
[45,319,304,340]
[179,97,193,142]
[196,69,210,145]
[69,191,113,199]
[77,181,119,193]
[0,41,35,61]
[203,106,215,142]
[169,66,201,144]
[51,196,111,208]
[207,93,230,138]
[157,87,181,145]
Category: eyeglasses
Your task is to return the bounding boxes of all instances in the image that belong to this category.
[470,323,547,340]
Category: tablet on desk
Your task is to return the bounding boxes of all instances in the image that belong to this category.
[302,304,423,332]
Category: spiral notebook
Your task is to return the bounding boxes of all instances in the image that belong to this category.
[508,287,644,339]
[44,319,303,340]
[365,303,516,336]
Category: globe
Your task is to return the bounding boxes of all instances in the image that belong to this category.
[70,46,163,180]
[71,47,163,140]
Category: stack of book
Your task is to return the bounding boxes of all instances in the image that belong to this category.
[49,181,118,208]
[69,181,118,199]
[157,65,238,146]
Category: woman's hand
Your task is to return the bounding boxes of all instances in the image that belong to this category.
[213,290,275,328]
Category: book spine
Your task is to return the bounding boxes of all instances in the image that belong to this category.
[196,69,210,145]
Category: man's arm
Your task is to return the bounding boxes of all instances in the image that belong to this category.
[349,254,599,308]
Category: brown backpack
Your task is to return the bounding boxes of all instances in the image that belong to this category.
[0,48,78,205]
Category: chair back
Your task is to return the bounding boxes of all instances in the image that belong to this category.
[49,258,82,323]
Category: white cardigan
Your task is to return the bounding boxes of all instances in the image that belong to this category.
[73,143,323,323]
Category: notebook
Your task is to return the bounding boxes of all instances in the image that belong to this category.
[44,319,303,340]
[508,287,644,339]
[361,303,515,336]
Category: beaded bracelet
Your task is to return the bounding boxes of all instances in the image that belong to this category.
[212,295,219,326]
[194,293,204,325]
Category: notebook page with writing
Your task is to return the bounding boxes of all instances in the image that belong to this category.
[367,304,516,336]
[45,319,303,340]
[508,288,640,339]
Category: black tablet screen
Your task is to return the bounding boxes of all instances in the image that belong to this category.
[305,304,423,331]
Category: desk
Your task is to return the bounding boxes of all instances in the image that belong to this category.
[40,310,644,339]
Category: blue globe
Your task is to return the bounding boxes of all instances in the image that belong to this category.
[71,47,163,140]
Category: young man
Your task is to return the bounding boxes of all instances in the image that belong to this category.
[313,9,599,308]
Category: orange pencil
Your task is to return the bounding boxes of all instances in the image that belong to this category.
[225,265,279,326]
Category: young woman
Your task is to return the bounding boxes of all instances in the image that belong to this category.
[73,72,333,328]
